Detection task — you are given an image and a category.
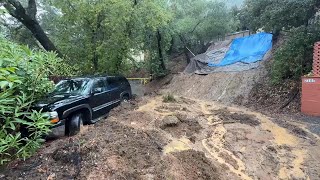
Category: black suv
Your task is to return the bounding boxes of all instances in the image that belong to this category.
[34,76,132,136]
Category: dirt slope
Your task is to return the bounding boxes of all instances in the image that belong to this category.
[2,96,319,180]
[161,50,270,105]
[163,66,267,105]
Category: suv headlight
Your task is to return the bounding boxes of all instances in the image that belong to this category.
[44,111,60,124]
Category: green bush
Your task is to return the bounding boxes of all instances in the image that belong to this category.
[163,94,176,103]
[271,26,320,84]
[0,37,64,164]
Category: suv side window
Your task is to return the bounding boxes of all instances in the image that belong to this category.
[92,79,106,93]
[107,77,119,90]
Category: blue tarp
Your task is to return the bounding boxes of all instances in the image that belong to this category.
[208,32,273,67]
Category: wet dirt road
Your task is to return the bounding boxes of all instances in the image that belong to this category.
[2,96,320,180]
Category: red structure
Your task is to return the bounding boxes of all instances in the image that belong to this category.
[302,77,320,116]
[313,42,320,77]
[301,42,320,116]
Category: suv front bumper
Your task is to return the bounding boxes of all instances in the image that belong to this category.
[48,119,66,138]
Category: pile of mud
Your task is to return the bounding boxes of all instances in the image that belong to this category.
[2,96,320,180]
[163,66,267,104]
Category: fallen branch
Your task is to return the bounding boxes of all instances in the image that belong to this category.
[279,84,299,109]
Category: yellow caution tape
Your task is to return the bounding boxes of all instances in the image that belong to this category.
[127,78,151,85]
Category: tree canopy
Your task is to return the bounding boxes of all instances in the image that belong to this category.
[1,0,237,76]
[239,0,320,83]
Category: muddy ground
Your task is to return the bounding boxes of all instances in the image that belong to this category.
[1,96,320,180]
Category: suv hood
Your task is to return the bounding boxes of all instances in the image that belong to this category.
[35,94,84,109]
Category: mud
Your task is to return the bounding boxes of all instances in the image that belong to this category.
[212,108,261,126]
[166,150,221,180]
[159,115,202,138]
[1,96,320,180]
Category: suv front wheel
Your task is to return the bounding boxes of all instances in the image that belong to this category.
[66,113,83,136]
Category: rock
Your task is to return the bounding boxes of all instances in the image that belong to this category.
[47,173,56,180]
[159,115,180,129]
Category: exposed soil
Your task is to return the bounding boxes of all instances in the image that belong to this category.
[1,96,320,180]
[212,108,261,126]
[246,78,301,114]
[159,115,203,138]
[161,50,270,105]
[166,150,221,180]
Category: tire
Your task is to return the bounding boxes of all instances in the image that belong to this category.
[66,113,83,136]
[121,94,130,102]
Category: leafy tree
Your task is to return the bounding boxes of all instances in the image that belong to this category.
[1,0,62,56]
[271,25,320,84]
[41,0,171,76]
[1,0,235,77]
[240,0,320,83]
[170,0,234,62]
[240,0,320,33]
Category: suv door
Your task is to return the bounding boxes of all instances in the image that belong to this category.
[89,78,110,119]
[106,77,122,107]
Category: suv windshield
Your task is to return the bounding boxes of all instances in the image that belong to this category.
[52,79,91,95]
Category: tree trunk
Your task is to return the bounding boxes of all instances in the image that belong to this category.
[183,47,191,64]
[90,12,105,72]
[199,40,208,54]
[3,0,62,57]
[179,34,191,64]
[92,55,98,71]
[157,30,166,71]
[23,20,60,54]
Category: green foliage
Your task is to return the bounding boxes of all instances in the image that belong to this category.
[240,0,318,32]
[271,26,320,84]
[171,0,234,53]
[0,36,65,164]
[41,0,172,75]
[2,0,237,77]
[163,94,176,103]
[240,0,320,84]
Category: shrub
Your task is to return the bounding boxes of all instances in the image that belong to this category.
[163,94,176,103]
[271,26,320,84]
[0,37,65,164]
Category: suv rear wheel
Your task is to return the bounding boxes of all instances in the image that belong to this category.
[66,113,83,136]
[121,93,130,102]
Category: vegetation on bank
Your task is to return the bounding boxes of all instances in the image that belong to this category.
[0,36,72,164]
[239,0,320,83]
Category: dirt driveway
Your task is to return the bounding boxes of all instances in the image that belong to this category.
[1,96,320,180]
